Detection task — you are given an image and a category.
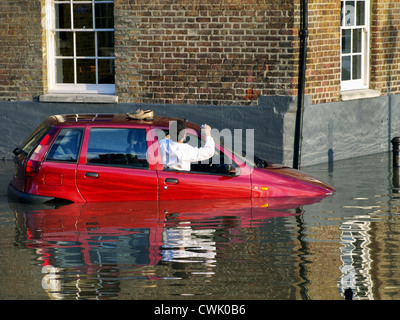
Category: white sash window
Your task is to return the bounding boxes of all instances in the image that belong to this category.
[341,0,369,91]
[46,0,115,94]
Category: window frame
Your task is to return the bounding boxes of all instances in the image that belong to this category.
[45,0,115,95]
[340,0,370,92]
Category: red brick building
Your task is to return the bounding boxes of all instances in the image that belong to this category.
[1,0,400,166]
[1,0,398,105]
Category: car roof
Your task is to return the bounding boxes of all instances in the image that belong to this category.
[46,113,200,131]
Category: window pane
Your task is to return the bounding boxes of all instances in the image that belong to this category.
[341,1,344,26]
[344,1,355,26]
[353,28,362,53]
[342,56,351,81]
[46,129,83,162]
[97,31,114,56]
[342,29,351,54]
[55,32,73,56]
[356,1,365,26]
[95,3,114,29]
[55,4,71,29]
[77,59,96,83]
[352,55,362,80]
[76,32,95,56]
[98,59,115,84]
[55,59,74,83]
[73,3,93,29]
[87,128,149,168]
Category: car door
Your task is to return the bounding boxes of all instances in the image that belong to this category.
[76,126,158,202]
[154,129,251,200]
[157,168,251,200]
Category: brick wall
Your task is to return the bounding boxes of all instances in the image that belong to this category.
[2,0,400,107]
[0,0,44,101]
[114,0,298,105]
[305,0,400,105]
[370,0,400,95]
[306,0,341,105]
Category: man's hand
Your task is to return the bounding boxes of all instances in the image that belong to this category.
[202,124,211,136]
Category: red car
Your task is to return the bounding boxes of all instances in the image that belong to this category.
[8,113,334,203]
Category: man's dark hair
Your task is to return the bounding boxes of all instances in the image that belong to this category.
[170,120,186,142]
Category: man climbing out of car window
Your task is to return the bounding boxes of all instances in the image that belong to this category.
[159,120,215,171]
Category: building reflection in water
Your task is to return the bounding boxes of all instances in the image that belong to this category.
[338,220,373,300]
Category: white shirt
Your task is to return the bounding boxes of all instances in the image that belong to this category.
[159,136,215,171]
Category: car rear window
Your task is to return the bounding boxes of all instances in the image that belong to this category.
[20,122,51,156]
[46,128,84,162]
[87,128,149,168]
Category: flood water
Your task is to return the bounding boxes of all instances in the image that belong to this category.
[1,152,400,300]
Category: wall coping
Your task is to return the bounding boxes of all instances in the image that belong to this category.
[340,89,380,101]
[39,94,118,104]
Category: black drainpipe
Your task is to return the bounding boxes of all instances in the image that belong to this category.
[293,0,308,170]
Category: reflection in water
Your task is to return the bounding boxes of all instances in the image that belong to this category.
[338,220,373,300]
[11,197,324,299]
[305,152,400,300]
[162,223,217,264]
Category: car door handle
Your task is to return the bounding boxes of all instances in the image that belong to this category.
[165,178,179,184]
[85,172,99,178]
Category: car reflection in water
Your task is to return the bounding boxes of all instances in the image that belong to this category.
[12,196,327,299]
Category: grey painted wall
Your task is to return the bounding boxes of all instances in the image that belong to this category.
[302,94,400,166]
[1,94,399,168]
[0,99,294,166]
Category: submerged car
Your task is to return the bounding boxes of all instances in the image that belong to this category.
[8,113,334,203]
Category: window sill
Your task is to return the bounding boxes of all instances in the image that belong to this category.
[40,93,118,104]
[340,89,380,101]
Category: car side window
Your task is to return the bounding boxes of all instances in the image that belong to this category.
[155,128,237,175]
[87,128,149,169]
[190,145,237,175]
[46,128,83,162]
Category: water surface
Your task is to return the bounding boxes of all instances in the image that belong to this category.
[1,152,399,300]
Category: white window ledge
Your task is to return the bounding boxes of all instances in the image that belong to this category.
[340,89,380,101]
[40,94,118,104]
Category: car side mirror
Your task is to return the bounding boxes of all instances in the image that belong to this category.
[224,164,240,176]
